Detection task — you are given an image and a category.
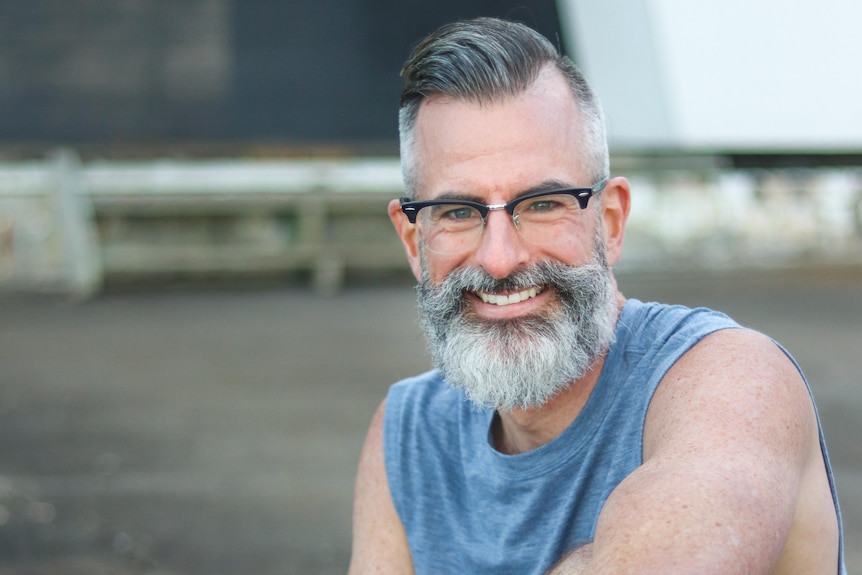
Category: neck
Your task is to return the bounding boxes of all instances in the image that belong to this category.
[491,292,626,455]
[492,356,605,455]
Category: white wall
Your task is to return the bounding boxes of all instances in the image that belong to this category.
[558,0,862,151]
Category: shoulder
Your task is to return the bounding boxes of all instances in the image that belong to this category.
[610,300,743,387]
[644,327,816,465]
[387,368,452,407]
[384,369,467,443]
[588,326,833,572]
[619,299,739,345]
[349,399,414,574]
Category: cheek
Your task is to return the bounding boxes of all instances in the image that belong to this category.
[422,251,466,284]
[540,229,599,266]
[420,221,601,282]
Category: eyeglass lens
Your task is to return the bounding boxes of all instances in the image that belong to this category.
[418,193,587,254]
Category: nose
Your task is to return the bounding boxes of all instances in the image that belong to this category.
[471,209,531,279]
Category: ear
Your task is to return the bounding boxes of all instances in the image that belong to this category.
[388,198,423,281]
[599,177,631,267]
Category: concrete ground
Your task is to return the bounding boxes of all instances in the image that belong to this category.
[0,270,859,574]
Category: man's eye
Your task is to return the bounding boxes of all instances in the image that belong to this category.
[440,206,476,220]
[524,199,562,212]
[519,194,578,216]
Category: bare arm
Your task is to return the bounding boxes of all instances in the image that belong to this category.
[550,329,826,574]
[348,400,415,575]
[547,543,593,574]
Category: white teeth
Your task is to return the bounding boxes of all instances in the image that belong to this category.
[478,286,542,306]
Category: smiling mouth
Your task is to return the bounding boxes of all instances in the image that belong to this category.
[476,286,544,307]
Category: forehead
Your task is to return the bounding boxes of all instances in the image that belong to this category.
[413,66,585,199]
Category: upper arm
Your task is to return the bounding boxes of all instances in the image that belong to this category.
[587,329,819,574]
[348,399,415,575]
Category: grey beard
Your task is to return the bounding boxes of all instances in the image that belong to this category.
[416,252,619,411]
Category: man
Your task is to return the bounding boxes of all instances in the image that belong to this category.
[349,17,845,575]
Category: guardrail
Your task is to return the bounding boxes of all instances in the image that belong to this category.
[0,150,102,296]
[621,167,862,272]
[1,150,861,296]
[0,151,408,295]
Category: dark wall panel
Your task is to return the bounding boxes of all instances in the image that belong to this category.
[0,1,562,149]
[0,1,233,142]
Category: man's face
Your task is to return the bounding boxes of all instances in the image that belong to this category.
[388,66,630,410]
[396,65,626,306]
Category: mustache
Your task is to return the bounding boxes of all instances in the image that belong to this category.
[418,258,609,324]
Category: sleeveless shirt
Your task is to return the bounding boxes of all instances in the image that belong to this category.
[383,299,846,574]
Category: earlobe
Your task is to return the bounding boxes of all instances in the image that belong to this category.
[388,199,423,280]
[600,177,631,266]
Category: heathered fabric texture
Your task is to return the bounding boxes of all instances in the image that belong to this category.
[384,299,845,574]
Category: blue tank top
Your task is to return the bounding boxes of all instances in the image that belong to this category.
[384,299,846,574]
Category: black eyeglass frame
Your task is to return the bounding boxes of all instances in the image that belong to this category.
[398,179,608,224]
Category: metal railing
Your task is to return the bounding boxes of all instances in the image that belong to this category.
[2,150,861,296]
[0,151,408,295]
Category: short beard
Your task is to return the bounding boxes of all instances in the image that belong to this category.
[416,243,619,411]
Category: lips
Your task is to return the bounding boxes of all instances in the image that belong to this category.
[476,286,543,306]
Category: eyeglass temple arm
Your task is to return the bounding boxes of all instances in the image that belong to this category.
[399,198,420,223]
[579,178,609,208]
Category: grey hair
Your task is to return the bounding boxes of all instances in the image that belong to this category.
[398,17,609,199]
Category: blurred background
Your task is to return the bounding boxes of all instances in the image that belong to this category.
[0,1,860,573]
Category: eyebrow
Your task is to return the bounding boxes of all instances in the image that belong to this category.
[431,180,575,204]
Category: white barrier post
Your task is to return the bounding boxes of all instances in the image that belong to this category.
[51,149,102,297]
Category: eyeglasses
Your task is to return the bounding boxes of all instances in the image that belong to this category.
[399,179,607,255]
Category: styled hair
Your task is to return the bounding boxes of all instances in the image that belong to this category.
[398,17,609,198]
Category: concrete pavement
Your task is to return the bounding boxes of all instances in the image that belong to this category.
[0,270,859,573]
